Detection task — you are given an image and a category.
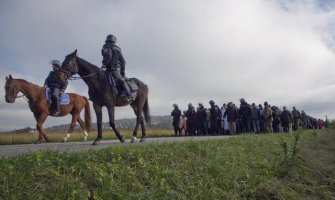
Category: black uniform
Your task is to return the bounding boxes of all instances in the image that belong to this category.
[209,103,221,135]
[280,109,292,132]
[44,69,68,114]
[101,39,131,100]
[171,106,182,136]
[185,106,196,136]
[239,101,252,133]
[196,105,208,135]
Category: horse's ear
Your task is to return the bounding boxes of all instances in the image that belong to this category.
[8,74,12,80]
[72,49,77,56]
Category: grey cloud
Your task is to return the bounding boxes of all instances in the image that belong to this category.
[1,0,335,130]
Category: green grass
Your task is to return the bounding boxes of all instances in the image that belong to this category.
[0,129,174,145]
[0,128,334,199]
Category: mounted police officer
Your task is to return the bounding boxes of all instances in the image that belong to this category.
[101,34,133,101]
[44,60,68,115]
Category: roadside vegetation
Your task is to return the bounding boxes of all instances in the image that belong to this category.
[0,128,334,199]
[0,129,173,145]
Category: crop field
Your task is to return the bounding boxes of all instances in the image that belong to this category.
[0,128,334,199]
[0,129,173,145]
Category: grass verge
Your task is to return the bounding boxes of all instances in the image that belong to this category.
[0,129,174,145]
[0,128,334,199]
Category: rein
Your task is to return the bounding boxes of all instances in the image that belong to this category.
[64,57,98,81]
[13,85,28,101]
[68,72,97,80]
[16,93,29,102]
[15,94,25,98]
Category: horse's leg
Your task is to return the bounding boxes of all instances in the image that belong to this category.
[130,105,140,143]
[131,96,147,143]
[33,112,43,142]
[107,106,125,143]
[140,115,146,142]
[62,113,78,142]
[35,113,49,143]
[77,117,88,141]
[92,103,103,145]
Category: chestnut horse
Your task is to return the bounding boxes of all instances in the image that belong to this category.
[61,50,150,145]
[4,74,91,143]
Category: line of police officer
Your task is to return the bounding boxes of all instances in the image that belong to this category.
[171,100,223,136]
[171,98,323,136]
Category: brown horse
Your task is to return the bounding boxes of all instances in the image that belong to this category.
[4,74,91,143]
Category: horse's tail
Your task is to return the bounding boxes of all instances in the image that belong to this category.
[143,97,151,124]
[83,96,91,132]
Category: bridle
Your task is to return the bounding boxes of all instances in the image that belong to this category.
[62,56,97,81]
[61,57,78,80]
[5,82,26,101]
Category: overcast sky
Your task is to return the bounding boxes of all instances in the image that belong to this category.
[1,0,335,131]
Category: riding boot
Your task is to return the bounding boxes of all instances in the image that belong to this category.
[54,100,60,115]
[120,80,132,101]
[50,99,57,115]
[50,88,60,115]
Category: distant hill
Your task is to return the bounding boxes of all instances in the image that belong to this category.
[1,127,35,134]
[0,115,173,134]
[45,115,173,132]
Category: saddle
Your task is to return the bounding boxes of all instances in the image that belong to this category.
[107,73,138,99]
[45,88,70,105]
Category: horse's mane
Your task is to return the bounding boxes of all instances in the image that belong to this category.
[15,78,41,88]
[77,57,99,70]
[76,56,105,78]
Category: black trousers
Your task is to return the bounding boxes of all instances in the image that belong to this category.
[50,87,60,112]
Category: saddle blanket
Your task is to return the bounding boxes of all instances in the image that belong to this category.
[45,88,70,105]
[119,90,137,99]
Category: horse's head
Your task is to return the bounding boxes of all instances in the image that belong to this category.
[4,75,19,103]
[61,49,79,77]
[55,69,68,83]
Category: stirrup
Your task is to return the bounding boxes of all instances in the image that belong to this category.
[126,96,135,101]
[51,109,59,115]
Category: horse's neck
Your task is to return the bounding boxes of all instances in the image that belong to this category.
[77,57,98,76]
[77,57,107,90]
[16,79,40,102]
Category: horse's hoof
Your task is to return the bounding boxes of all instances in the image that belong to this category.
[61,138,67,143]
[130,136,137,143]
[140,137,146,143]
[83,138,87,142]
[34,139,43,144]
[120,135,126,143]
[92,139,100,145]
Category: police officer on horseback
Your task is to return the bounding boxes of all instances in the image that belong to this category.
[44,60,68,115]
[101,34,133,101]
